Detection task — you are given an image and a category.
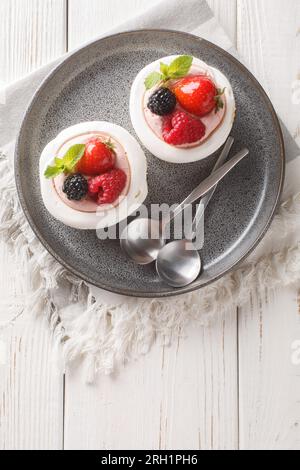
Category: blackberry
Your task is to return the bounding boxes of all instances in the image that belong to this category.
[63,173,88,201]
[147,87,177,116]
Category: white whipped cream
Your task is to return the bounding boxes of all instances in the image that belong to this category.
[130,56,236,164]
[40,122,148,230]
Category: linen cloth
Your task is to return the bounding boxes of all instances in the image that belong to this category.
[0,0,299,380]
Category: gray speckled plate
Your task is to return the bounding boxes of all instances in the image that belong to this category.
[15,30,285,298]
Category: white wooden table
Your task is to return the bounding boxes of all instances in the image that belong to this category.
[0,0,300,450]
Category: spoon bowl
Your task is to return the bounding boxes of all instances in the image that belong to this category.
[120,218,165,265]
[156,240,202,287]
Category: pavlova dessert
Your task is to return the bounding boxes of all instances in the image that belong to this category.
[40,122,148,229]
[130,55,236,163]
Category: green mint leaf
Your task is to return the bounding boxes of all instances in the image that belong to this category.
[144,71,163,90]
[144,56,193,90]
[44,164,65,179]
[44,143,86,179]
[167,55,193,78]
[55,157,64,166]
[63,144,86,171]
[160,62,169,78]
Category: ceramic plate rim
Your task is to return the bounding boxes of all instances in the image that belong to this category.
[14,29,285,298]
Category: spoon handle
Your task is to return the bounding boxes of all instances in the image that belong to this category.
[198,136,234,210]
[188,136,234,240]
[167,147,249,224]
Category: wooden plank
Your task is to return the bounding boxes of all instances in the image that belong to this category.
[68,0,159,50]
[237,0,300,144]
[238,287,300,450]
[68,0,238,51]
[237,0,300,450]
[0,241,64,450]
[207,0,237,45]
[0,0,66,450]
[64,0,239,451]
[64,309,238,450]
[0,0,66,84]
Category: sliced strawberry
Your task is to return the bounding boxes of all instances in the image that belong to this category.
[76,138,116,176]
[173,75,224,117]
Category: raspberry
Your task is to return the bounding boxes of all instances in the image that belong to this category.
[88,169,127,205]
[162,110,206,145]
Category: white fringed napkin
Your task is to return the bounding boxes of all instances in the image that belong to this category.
[0,0,299,381]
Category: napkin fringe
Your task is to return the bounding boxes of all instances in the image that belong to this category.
[1,152,300,380]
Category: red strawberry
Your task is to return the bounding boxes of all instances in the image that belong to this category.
[162,110,206,145]
[88,168,127,205]
[76,138,116,176]
[173,75,224,117]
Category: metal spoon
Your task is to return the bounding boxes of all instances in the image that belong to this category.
[156,137,234,288]
[120,145,249,265]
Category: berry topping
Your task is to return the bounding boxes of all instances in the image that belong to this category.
[76,138,116,176]
[162,110,206,146]
[88,169,127,205]
[62,173,88,201]
[173,75,225,117]
[147,87,177,116]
